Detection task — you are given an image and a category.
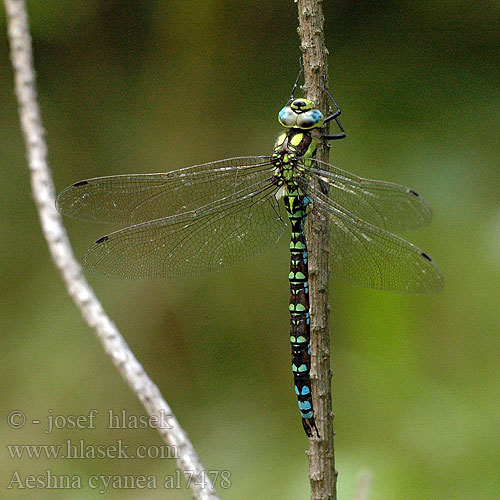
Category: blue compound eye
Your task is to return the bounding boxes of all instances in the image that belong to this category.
[296,109,323,129]
[278,106,297,128]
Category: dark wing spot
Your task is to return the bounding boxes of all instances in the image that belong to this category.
[421,252,432,261]
[409,189,419,197]
[95,236,109,244]
[73,180,89,187]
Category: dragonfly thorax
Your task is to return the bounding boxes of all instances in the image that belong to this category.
[273,128,317,159]
[271,131,315,202]
[272,99,321,184]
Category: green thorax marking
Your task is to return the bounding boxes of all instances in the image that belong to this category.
[272,129,317,216]
[272,98,323,216]
[272,129,317,189]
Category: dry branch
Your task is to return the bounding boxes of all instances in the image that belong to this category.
[3,1,218,498]
[296,1,338,499]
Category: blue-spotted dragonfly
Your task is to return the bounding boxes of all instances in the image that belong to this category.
[56,86,443,437]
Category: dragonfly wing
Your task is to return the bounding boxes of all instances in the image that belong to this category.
[56,156,273,224]
[302,158,432,232]
[82,183,285,278]
[308,187,443,293]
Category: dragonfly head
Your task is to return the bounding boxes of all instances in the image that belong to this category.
[278,99,324,130]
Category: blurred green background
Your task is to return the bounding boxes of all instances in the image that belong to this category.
[1,1,499,499]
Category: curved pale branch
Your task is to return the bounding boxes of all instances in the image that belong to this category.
[3,1,218,498]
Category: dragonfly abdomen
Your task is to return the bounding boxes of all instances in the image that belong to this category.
[285,192,318,438]
[273,123,320,437]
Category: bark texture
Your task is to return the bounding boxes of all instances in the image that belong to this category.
[296,1,338,499]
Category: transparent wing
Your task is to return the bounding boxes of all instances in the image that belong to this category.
[302,157,432,232]
[82,181,286,278]
[56,156,273,224]
[306,185,443,293]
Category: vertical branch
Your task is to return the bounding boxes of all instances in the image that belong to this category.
[3,1,219,499]
[296,1,337,499]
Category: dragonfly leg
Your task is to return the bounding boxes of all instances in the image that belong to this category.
[322,131,346,141]
[288,57,304,102]
[322,78,347,141]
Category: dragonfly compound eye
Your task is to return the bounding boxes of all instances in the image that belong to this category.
[278,106,297,128]
[296,109,324,129]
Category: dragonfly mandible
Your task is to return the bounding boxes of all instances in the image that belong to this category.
[56,83,443,437]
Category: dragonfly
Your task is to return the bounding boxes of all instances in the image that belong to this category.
[56,79,443,438]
